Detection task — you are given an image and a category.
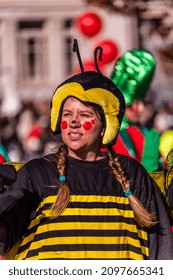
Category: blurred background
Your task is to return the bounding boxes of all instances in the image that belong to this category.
[1,0,173,162]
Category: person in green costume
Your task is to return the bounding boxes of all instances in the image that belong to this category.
[111,49,162,172]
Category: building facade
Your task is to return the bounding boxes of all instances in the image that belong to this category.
[0,0,138,103]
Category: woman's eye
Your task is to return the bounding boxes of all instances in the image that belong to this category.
[63,113,71,117]
[81,114,91,117]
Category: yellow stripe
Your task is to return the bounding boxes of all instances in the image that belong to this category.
[28,221,143,234]
[20,236,144,250]
[39,194,130,206]
[27,207,135,231]
[69,195,130,204]
[18,250,145,260]
[137,229,148,240]
[141,246,149,256]
[62,208,133,217]
[28,194,132,229]
[16,193,149,260]
[20,221,148,249]
[28,203,135,228]
[18,236,148,258]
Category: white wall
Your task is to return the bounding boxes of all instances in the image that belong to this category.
[0,0,139,100]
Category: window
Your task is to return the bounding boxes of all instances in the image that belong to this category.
[17,20,48,84]
[62,18,76,75]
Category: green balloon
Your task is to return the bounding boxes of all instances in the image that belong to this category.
[111,49,156,106]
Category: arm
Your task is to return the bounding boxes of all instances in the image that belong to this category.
[124,156,173,259]
[139,171,173,259]
[147,181,173,259]
[0,164,40,254]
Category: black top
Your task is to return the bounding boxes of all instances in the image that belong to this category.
[0,154,173,259]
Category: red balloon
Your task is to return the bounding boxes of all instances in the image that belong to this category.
[83,61,96,71]
[96,40,119,64]
[74,60,104,73]
[76,12,102,37]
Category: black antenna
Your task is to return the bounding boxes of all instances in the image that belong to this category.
[94,46,103,73]
[72,39,84,73]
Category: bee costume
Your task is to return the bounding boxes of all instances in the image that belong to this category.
[0,40,173,260]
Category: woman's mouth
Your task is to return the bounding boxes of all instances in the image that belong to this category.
[69,133,82,140]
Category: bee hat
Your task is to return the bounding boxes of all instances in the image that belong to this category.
[50,39,125,146]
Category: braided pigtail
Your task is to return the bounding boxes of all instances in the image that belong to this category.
[50,142,70,217]
[106,146,156,228]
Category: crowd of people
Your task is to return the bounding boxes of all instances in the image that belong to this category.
[0,99,57,163]
[1,84,173,165]
[0,40,173,260]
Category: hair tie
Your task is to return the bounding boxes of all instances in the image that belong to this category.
[59,175,66,182]
[124,189,132,197]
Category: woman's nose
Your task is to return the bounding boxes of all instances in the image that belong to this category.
[70,118,81,127]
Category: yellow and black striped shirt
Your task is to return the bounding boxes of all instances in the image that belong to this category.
[1,154,173,259]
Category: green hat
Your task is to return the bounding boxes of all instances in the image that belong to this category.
[111,50,156,106]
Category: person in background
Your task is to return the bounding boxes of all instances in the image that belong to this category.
[159,130,173,165]
[111,50,162,172]
[0,40,173,260]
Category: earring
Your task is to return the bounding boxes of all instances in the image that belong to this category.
[100,130,104,136]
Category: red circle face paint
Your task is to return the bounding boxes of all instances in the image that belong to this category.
[83,121,92,130]
[61,121,68,129]
[91,119,96,124]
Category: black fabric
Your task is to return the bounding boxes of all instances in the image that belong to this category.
[0,154,173,259]
[0,164,17,193]
[167,178,173,210]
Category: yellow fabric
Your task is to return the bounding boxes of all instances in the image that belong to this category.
[2,162,173,260]
[149,169,173,217]
[160,130,173,160]
[51,82,120,145]
[20,250,145,260]
[149,171,165,194]
[15,194,148,260]
[4,162,25,171]
[149,170,173,195]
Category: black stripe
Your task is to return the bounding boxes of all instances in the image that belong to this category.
[25,243,147,259]
[32,215,136,224]
[25,215,139,238]
[34,202,132,218]
[68,202,132,210]
[18,229,148,253]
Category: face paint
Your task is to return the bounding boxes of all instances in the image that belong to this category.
[61,121,68,129]
[83,121,93,130]
[91,119,97,124]
[83,119,97,130]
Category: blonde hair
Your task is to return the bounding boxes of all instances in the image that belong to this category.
[50,141,156,227]
[50,142,70,217]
